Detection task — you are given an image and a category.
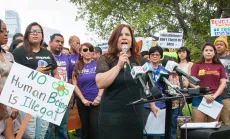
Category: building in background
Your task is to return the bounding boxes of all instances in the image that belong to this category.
[5,10,21,45]
[5,10,21,38]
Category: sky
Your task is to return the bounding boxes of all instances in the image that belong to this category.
[0,0,98,47]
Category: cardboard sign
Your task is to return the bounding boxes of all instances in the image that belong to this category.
[210,18,230,36]
[0,63,74,125]
[159,32,183,48]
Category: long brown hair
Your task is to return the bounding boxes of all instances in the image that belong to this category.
[0,104,8,120]
[23,22,44,57]
[74,42,94,79]
[198,42,222,64]
[105,24,140,65]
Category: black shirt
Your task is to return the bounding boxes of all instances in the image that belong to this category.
[219,56,230,99]
[12,47,57,73]
[96,55,143,113]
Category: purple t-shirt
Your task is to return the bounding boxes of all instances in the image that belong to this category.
[53,53,72,81]
[70,53,78,67]
[144,65,166,109]
[77,60,99,101]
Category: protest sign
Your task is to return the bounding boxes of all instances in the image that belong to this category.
[0,62,74,126]
[159,32,183,48]
[210,18,230,36]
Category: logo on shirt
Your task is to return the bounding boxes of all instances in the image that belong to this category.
[198,69,220,76]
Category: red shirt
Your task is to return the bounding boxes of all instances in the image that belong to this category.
[191,63,226,94]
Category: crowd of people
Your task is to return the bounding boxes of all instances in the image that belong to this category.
[0,18,230,139]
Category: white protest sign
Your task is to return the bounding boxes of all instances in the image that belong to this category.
[210,18,230,36]
[0,63,74,125]
[159,32,183,48]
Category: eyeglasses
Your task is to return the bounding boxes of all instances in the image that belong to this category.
[0,30,9,34]
[82,48,94,52]
[150,53,160,57]
[29,30,42,35]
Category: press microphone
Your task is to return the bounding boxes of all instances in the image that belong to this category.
[131,66,153,100]
[122,44,128,70]
[165,61,200,85]
[142,62,155,88]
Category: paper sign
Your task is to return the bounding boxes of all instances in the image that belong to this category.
[144,109,166,135]
[197,97,223,119]
[0,63,74,125]
[159,32,183,48]
[210,18,230,36]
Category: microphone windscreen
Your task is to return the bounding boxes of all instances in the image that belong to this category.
[150,86,162,99]
[141,58,149,66]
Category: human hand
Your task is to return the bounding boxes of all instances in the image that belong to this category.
[36,66,52,74]
[150,105,160,118]
[92,96,101,106]
[117,52,129,68]
[81,98,92,106]
[204,95,215,103]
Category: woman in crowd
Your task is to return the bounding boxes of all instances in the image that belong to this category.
[191,42,226,122]
[0,19,15,139]
[177,47,193,75]
[95,24,158,139]
[12,22,60,138]
[72,42,103,139]
[8,39,23,53]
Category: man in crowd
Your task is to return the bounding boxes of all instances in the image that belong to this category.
[93,46,102,61]
[214,35,230,126]
[12,33,23,41]
[45,33,72,139]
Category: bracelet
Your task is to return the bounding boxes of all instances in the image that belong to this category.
[96,98,100,102]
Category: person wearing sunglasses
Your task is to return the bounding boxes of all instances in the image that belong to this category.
[12,22,60,139]
[95,24,158,139]
[0,19,15,139]
[72,42,103,139]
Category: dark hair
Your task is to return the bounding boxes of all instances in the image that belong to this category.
[148,46,163,58]
[105,24,140,65]
[177,47,191,63]
[198,42,222,64]
[13,33,23,41]
[0,19,6,53]
[94,46,102,54]
[50,33,63,42]
[9,39,23,52]
[23,22,44,57]
[141,51,149,57]
[74,42,94,79]
[41,42,48,48]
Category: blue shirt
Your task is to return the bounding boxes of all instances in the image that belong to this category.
[144,65,167,109]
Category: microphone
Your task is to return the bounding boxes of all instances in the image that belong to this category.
[165,61,200,85]
[131,66,153,100]
[142,62,155,88]
[122,44,128,70]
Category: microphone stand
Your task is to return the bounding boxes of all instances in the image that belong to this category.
[128,84,210,139]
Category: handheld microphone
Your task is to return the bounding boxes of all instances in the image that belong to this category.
[165,61,200,85]
[122,44,128,70]
[131,66,153,100]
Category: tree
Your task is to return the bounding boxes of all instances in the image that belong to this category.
[70,0,230,61]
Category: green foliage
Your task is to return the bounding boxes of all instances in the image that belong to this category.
[70,0,230,60]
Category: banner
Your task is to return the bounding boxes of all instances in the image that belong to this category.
[210,18,230,36]
[0,63,74,125]
[158,32,183,48]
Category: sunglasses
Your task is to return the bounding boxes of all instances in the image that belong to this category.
[82,48,94,52]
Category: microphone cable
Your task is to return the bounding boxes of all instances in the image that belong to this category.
[123,67,149,135]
